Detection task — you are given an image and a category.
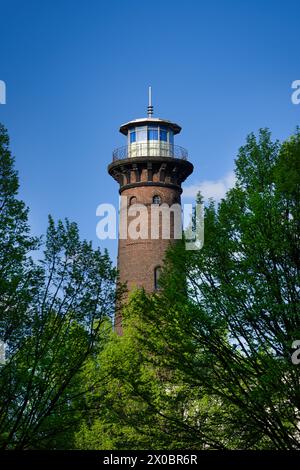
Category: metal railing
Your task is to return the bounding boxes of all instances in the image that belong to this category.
[112,143,188,162]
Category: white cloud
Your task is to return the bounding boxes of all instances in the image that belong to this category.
[182,171,236,201]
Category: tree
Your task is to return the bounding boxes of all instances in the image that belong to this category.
[0,124,116,449]
[76,128,300,450]
[0,123,38,349]
[0,217,116,449]
[147,128,300,449]
[76,289,228,450]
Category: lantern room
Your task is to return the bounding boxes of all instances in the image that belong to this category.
[112,87,187,161]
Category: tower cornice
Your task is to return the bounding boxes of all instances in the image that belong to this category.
[108,156,193,193]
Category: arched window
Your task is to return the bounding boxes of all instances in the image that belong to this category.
[129,196,137,205]
[154,266,162,290]
[152,195,161,205]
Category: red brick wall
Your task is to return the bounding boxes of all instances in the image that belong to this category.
[118,185,181,292]
[109,155,193,335]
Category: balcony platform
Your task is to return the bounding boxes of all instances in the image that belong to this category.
[112,143,188,162]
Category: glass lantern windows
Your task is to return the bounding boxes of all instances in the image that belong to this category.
[160,127,168,142]
[129,130,136,143]
[128,125,174,145]
[148,126,158,140]
[136,127,147,142]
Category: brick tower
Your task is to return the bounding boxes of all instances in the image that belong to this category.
[108,88,193,334]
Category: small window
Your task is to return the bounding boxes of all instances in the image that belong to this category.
[154,266,162,290]
[130,130,136,143]
[148,126,158,140]
[160,126,168,142]
[153,195,161,205]
[129,196,137,205]
[169,131,174,145]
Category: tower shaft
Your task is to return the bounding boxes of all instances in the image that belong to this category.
[108,98,193,334]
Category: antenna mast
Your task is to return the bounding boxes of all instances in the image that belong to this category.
[147,86,153,117]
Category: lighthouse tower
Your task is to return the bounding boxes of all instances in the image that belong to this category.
[108,89,193,334]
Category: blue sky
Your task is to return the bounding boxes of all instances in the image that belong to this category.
[0,0,299,262]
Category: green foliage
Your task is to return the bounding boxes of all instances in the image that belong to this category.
[153,128,300,449]
[76,290,227,450]
[0,124,116,449]
[1,121,299,450]
[77,128,300,450]
[0,123,39,347]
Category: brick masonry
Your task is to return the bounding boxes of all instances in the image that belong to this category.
[108,156,193,334]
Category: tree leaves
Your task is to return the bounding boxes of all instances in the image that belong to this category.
[77,128,300,450]
[0,124,116,449]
